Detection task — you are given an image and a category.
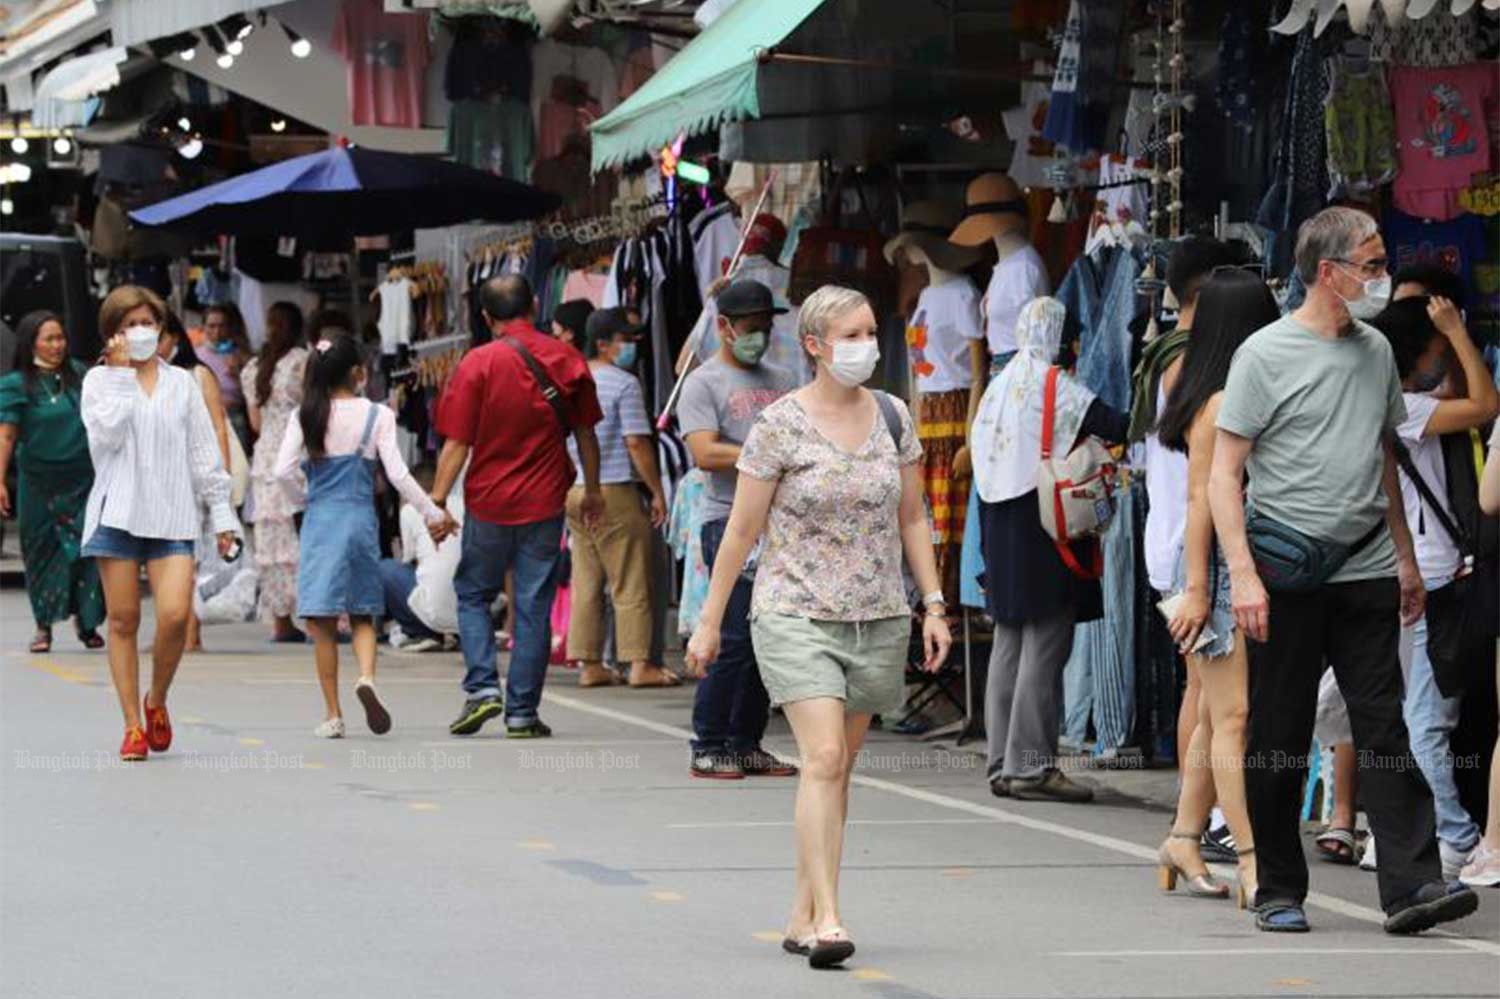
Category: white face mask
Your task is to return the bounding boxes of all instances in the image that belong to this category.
[1335,267,1391,320]
[822,338,880,387]
[124,324,160,361]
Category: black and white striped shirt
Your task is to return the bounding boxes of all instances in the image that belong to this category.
[81,360,239,544]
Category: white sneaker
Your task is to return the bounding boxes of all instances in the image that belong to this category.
[401,636,442,653]
[1360,835,1378,872]
[1459,844,1500,887]
[1440,841,1478,882]
[314,717,346,739]
[442,633,460,652]
[387,624,408,649]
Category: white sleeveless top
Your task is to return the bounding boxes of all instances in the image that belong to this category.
[1143,381,1188,594]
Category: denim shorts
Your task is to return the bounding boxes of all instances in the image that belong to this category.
[750,613,910,716]
[1170,544,1236,659]
[82,525,195,562]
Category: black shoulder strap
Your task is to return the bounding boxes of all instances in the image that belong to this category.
[1391,436,1472,556]
[873,390,902,447]
[499,334,569,431]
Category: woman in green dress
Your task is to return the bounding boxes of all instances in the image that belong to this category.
[0,310,105,652]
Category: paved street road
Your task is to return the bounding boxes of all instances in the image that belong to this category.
[2,588,1497,999]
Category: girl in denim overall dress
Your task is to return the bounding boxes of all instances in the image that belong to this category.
[275,333,449,737]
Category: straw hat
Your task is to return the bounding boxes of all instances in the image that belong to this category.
[883,201,982,273]
[949,173,1028,246]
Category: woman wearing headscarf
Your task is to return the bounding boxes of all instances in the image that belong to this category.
[971,296,1127,803]
[0,311,105,652]
[242,302,311,642]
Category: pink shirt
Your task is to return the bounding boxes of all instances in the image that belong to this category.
[331,0,430,129]
[1391,63,1498,222]
[273,398,443,523]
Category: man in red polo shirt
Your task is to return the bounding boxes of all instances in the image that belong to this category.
[431,275,604,738]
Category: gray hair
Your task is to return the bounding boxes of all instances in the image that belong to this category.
[798,285,870,341]
[1294,206,1379,286]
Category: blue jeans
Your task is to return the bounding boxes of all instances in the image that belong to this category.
[454,513,563,727]
[377,560,440,642]
[1401,611,1481,855]
[690,519,770,753]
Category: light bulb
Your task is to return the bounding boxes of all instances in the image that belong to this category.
[179,47,196,61]
[217,53,234,69]
[1,198,14,216]
[8,136,26,154]
[177,116,192,131]
[290,37,311,58]
[236,22,254,40]
[177,138,203,160]
[270,119,287,133]
[52,136,71,155]
[226,39,243,56]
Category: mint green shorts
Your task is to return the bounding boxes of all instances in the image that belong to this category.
[750,613,910,716]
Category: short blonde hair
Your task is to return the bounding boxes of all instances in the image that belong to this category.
[798,285,870,341]
[99,285,166,339]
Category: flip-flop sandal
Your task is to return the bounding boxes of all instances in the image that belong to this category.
[1315,827,1357,865]
[77,630,105,650]
[28,632,51,654]
[1256,903,1309,933]
[808,928,855,969]
[628,670,683,688]
[782,935,812,956]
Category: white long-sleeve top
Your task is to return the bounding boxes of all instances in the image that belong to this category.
[81,360,239,545]
[273,397,444,524]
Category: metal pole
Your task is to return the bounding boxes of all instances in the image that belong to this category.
[655,169,778,430]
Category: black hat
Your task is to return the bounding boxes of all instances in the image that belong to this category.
[585,306,646,344]
[715,279,788,318]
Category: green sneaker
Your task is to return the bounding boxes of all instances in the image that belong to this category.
[505,719,553,739]
[449,695,503,736]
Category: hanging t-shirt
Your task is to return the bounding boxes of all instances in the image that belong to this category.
[691,203,740,297]
[1396,392,1463,586]
[1390,63,1498,223]
[377,277,414,355]
[907,278,983,394]
[331,0,430,129]
[1383,210,1489,316]
[1001,67,1057,190]
[983,244,1050,357]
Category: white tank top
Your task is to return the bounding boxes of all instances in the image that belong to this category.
[1143,381,1189,594]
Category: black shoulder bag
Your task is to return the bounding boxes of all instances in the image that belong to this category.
[1392,437,1498,698]
[499,334,570,432]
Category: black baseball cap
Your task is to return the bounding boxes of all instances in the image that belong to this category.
[585,306,646,344]
[716,279,788,318]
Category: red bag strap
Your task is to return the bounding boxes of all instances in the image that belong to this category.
[1049,475,1104,580]
[1041,365,1060,460]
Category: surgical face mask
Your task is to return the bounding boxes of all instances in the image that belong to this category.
[124,324,160,362]
[730,329,769,366]
[823,338,880,387]
[612,341,638,370]
[1336,266,1392,320]
[1409,357,1448,393]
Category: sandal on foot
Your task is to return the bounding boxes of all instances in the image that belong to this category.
[1315,826,1357,865]
[808,928,855,969]
[28,629,52,654]
[782,935,812,956]
[77,629,104,650]
[1255,903,1309,932]
[628,666,682,688]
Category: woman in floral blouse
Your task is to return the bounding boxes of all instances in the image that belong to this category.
[687,285,951,969]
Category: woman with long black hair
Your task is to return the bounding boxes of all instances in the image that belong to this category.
[0,310,105,652]
[274,332,446,737]
[1154,267,1281,906]
[243,301,310,642]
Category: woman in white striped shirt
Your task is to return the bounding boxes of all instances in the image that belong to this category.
[79,286,242,762]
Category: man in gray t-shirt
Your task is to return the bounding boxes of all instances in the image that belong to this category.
[678,279,799,779]
[1207,207,1470,935]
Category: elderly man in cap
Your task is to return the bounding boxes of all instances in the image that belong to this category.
[679,279,800,779]
[566,307,678,690]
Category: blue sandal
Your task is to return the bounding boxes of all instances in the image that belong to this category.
[1255,903,1310,933]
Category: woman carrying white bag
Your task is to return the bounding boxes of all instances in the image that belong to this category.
[970,296,1127,803]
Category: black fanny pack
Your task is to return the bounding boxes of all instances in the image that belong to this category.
[1247,512,1384,593]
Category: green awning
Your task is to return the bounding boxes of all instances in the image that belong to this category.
[588,0,825,172]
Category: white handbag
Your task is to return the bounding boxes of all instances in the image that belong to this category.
[1036,366,1117,579]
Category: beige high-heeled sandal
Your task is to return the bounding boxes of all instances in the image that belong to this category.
[1236,847,1258,910]
[1158,831,1231,898]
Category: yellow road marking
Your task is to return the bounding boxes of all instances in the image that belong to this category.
[751,931,783,943]
[516,839,555,851]
[650,891,684,902]
[302,762,326,770]
[237,737,264,747]
[1276,979,1313,987]
[28,659,90,684]
[408,802,440,811]
[852,969,891,982]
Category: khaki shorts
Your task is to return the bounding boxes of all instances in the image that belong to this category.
[751,613,910,716]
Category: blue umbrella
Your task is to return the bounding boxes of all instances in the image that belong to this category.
[130,145,561,239]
